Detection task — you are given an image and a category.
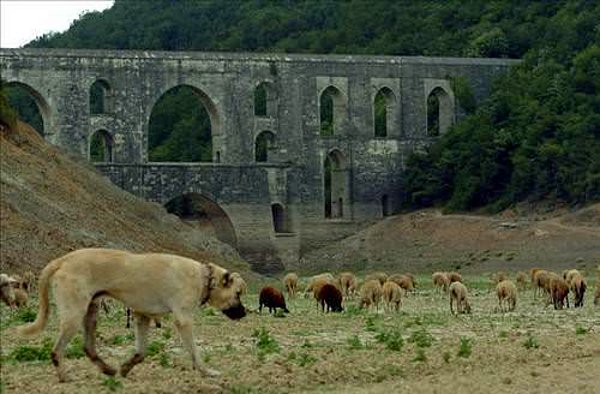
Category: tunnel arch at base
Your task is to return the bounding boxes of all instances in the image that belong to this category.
[4,81,51,136]
[163,192,237,249]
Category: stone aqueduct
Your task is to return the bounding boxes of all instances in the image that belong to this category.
[0,48,516,271]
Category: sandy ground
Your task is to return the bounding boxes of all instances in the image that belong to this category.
[1,274,599,393]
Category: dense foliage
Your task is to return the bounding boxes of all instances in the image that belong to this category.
[13,0,600,210]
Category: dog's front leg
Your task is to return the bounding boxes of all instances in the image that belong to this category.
[173,313,220,377]
[120,314,150,377]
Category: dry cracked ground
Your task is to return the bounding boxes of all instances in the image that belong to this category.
[1,275,599,394]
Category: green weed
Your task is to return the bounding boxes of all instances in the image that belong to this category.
[575,325,588,335]
[102,376,123,392]
[347,334,363,350]
[111,334,127,345]
[523,335,539,349]
[65,336,85,359]
[252,327,280,359]
[409,328,434,348]
[412,348,427,362]
[8,338,52,362]
[375,330,404,352]
[159,352,171,367]
[457,337,472,358]
[162,327,172,340]
[147,340,166,357]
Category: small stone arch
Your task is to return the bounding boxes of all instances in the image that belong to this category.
[164,192,237,248]
[374,87,397,138]
[319,86,347,137]
[255,130,276,162]
[324,149,351,219]
[427,86,454,136]
[4,81,50,136]
[147,84,219,162]
[271,203,290,233]
[89,129,113,162]
[89,79,113,114]
[254,81,277,117]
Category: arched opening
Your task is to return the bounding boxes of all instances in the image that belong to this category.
[324,150,350,219]
[148,85,215,162]
[374,87,396,138]
[271,203,290,233]
[427,87,453,136]
[165,192,237,248]
[320,86,345,137]
[254,83,267,117]
[255,130,276,162]
[90,79,112,114]
[89,129,113,162]
[381,194,391,217]
[4,82,49,136]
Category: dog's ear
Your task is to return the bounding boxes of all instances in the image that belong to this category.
[221,272,231,287]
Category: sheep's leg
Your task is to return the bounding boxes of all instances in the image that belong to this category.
[126,307,131,328]
[120,314,150,377]
[84,301,116,376]
[174,313,220,377]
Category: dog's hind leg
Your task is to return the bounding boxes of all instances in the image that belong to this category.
[173,312,220,377]
[120,313,150,377]
[84,301,116,376]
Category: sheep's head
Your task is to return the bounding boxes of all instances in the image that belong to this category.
[0,274,18,308]
[205,264,246,320]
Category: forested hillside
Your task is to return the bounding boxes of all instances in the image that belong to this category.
[15,0,600,211]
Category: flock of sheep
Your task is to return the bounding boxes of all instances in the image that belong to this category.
[256,267,600,317]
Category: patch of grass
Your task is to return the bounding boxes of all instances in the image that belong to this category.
[498,330,509,339]
[8,338,52,362]
[374,329,404,352]
[457,337,473,358]
[102,376,123,392]
[301,340,312,348]
[15,306,37,323]
[443,351,451,363]
[412,348,427,362]
[347,334,363,350]
[575,325,588,335]
[296,352,317,367]
[364,315,380,332]
[202,307,217,317]
[523,335,539,349]
[273,309,286,318]
[162,327,172,340]
[342,305,362,317]
[111,334,127,345]
[66,336,85,359]
[252,327,280,359]
[158,352,171,368]
[147,340,166,357]
[409,328,434,348]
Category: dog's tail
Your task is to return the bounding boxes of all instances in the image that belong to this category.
[17,258,62,337]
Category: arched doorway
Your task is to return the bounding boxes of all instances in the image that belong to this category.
[320,86,346,137]
[324,149,350,219]
[148,85,217,162]
[89,129,113,162]
[427,87,454,136]
[165,192,237,248]
[271,203,290,233]
[374,87,397,138]
[4,81,49,136]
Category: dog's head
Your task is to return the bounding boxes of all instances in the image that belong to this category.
[206,264,246,320]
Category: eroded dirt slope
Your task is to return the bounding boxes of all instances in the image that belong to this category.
[0,121,253,277]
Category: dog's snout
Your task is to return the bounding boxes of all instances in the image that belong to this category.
[222,303,246,320]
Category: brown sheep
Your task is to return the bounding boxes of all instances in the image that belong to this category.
[449,282,471,315]
[304,273,335,298]
[388,274,414,295]
[259,286,289,314]
[338,272,358,298]
[532,270,551,298]
[283,272,299,298]
[365,272,388,285]
[516,271,528,291]
[316,283,344,313]
[382,281,402,312]
[496,280,517,312]
[0,273,18,308]
[530,268,543,296]
[432,272,450,292]
[570,274,587,308]
[563,269,582,287]
[447,272,463,283]
[359,279,383,311]
[548,277,570,310]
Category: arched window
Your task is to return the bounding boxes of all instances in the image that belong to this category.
[324,150,350,219]
[271,203,289,233]
[427,87,453,136]
[374,87,396,138]
[90,80,111,114]
[89,129,113,162]
[254,83,267,117]
[255,131,275,162]
[320,86,345,137]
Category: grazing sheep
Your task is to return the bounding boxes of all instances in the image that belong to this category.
[283,273,299,298]
[21,270,36,292]
[447,272,463,283]
[449,282,471,315]
[359,279,383,311]
[304,273,335,298]
[382,281,402,312]
[365,272,388,285]
[532,270,551,298]
[530,268,543,296]
[594,286,600,306]
[516,271,528,290]
[491,272,508,285]
[496,280,517,312]
[259,287,289,314]
[563,269,582,287]
[0,273,18,308]
[316,283,344,313]
[569,274,587,308]
[432,272,450,292]
[548,276,570,310]
[338,272,358,298]
[388,274,414,295]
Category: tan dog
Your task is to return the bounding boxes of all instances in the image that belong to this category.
[16,248,246,382]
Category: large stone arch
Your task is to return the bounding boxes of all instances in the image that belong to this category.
[324,149,351,219]
[426,84,455,136]
[164,192,237,248]
[146,84,221,163]
[4,81,50,136]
